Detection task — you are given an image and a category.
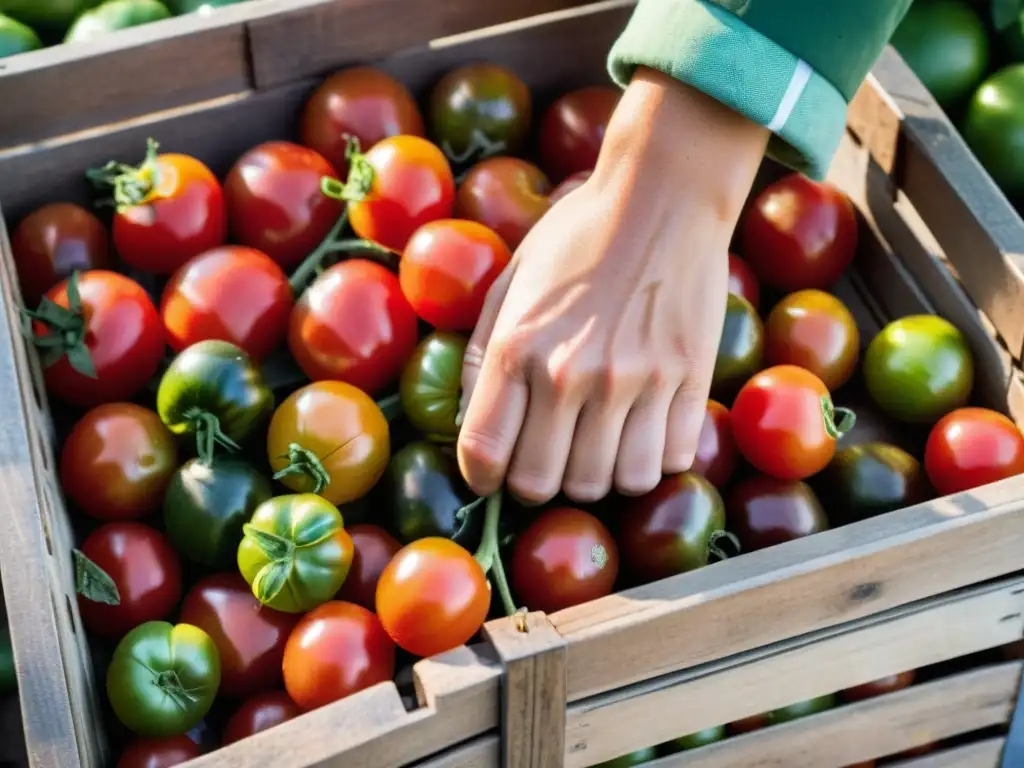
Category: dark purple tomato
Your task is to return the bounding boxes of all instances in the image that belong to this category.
[726,474,829,552]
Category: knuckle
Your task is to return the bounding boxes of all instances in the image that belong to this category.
[615,470,661,498]
[507,470,560,505]
[458,430,510,476]
[563,476,612,504]
[494,334,532,378]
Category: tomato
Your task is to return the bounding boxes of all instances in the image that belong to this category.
[924,407,1024,495]
[692,400,738,489]
[78,522,182,639]
[842,670,915,702]
[87,142,226,274]
[429,63,531,160]
[376,537,490,657]
[282,601,395,711]
[400,331,466,439]
[454,157,550,250]
[662,725,726,753]
[222,691,300,745]
[161,246,293,361]
[288,259,418,392]
[510,507,618,614]
[267,380,390,505]
[335,524,401,610]
[116,735,201,768]
[593,748,658,767]
[300,67,424,176]
[1,0,96,39]
[400,219,512,331]
[224,141,343,269]
[170,0,250,12]
[711,293,764,402]
[65,0,172,42]
[548,170,592,204]
[768,694,835,724]
[864,315,974,424]
[816,442,928,525]
[731,365,850,481]
[618,472,727,582]
[727,253,760,310]
[60,403,177,521]
[728,713,767,735]
[383,442,476,544]
[764,289,860,391]
[179,573,299,699]
[107,621,220,737]
[538,86,620,182]
[726,475,828,552]
[11,203,111,306]
[27,271,164,409]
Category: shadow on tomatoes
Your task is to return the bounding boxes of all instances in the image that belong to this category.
[335,524,402,611]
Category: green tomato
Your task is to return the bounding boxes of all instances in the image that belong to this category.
[0,0,98,39]
[163,456,272,569]
[963,64,1024,197]
[65,0,171,42]
[399,332,466,440]
[815,442,930,525]
[767,693,836,725]
[711,293,764,401]
[592,747,658,767]
[107,621,220,737]
[661,724,726,753]
[0,13,41,57]
[864,315,974,424]
[168,0,247,12]
[237,493,354,613]
[0,626,15,694]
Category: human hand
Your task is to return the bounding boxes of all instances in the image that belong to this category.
[457,68,769,503]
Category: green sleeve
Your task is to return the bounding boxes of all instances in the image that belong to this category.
[608,0,913,180]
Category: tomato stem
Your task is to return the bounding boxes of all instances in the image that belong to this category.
[183,407,240,463]
[320,136,375,203]
[706,530,741,562]
[442,128,507,169]
[325,239,399,270]
[19,272,97,378]
[85,138,161,212]
[273,442,331,494]
[288,209,351,294]
[820,396,857,440]
[472,492,518,616]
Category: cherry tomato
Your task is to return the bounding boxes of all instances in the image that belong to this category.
[842,670,915,702]
[741,174,858,291]
[510,507,618,614]
[548,170,592,204]
[289,259,418,392]
[400,219,512,331]
[727,253,760,310]
[300,67,424,176]
[29,271,164,409]
[727,474,828,552]
[116,735,200,768]
[222,691,300,745]
[11,203,111,306]
[179,573,300,699]
[924,407,1024,495]
[712,293,764,402]
[764,289,860,391]
[454,157,550,250]
[376,537,489,657]
[538,87,619,182]
[728,714,767,735]
[335,524,401,610]
[89,142,226,274]
[224,141,343,269]
[77,522,182,639]
[161,246,293,361]
[282,601,395,711]
[60,403,177,521]
[731,365,848,481]
[692,400,738,488]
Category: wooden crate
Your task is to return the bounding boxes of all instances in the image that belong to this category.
[1,1,1024,767]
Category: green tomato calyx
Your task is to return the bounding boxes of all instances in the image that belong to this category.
[184,407,240,463]
[73,548,121,605]
[86,138,162,212]
[321,135,375,203]
[243,524,297,606]
[20,271,97,378]
[273,443,331,495]
[706,530,741,563]
[821,396,857,440]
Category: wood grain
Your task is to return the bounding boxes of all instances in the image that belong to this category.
[891,738,1007,768]
[412,735,500,768]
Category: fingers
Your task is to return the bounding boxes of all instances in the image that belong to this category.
[460,258,517,421]
[662,383,709,474]
[615,387,673,495]
[563,399,630,502]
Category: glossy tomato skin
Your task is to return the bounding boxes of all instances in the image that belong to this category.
[179,573,300,698]
[78,522,182,639]
[383,442,477,544]
[400,219,512,331]
[335,524,401,610]
[511,507,619,613]
[741,174,858,291]
[348,135,456,252]
[12,203,111,305]
[377,537,490,657]
[300,67,424,175]
[731,365,840,481]
[222,691,300,745]
[35,271,164,409]
[711,293,764,401]
[116,735,200,768]
[60,403,177,521]
[842,670,915,702]
[727,475,828,552]
[548,170,592,204]
[692,400,738,489]
[539,87,620,182]
[454,157,550,249]
[727,253,760,310]
[400,332,466,439]
[224,142,343,269]
[925,407,1024,495]
[764,289,860,391]
[282,601,395,711]
[161,246,293,361]
[289,259,418,393]
[816,442,928,525]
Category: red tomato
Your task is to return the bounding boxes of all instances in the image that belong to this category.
[222,691,300,745]
[335,524,401,610]
[510,507,618,614]
[538,87,619,182]
[224,141,343,269]
[161,246,293,361]
[692,400,738,488]
[343,135,456,252]
[300,67,425,176]
[179,573,300,699]
[731,365,848,481]
[400,219,512,331]
[116,735,200,768]
[289,259,418,393]
[454,157,550,250]
[728,714,767,735]
[60,403,177,521]
[727,253,760,310]
[924,407,1024,495]
[282,601,396,711]
[741,174,858,291]
[842,670,915,702]
[548,170,592,204]
[376,537,490,657]
[77,522,182,639]
[11,203,112,306]
[29,271,164,409]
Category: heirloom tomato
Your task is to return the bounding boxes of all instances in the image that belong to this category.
[727,475,828,552]
[538,86,619,182]
[727,252,760,310]
[65,0,172,42]
[383,442,476,544]
[222,691,300,744]
[843,670,916,702]
[334,524,401,610]
[0,0,94,39]
[924,407,1024,495]
[399,331,466,439]
[454,157,550,249]
[116,735,200,768]
[692,400,738,488]
[711,293,764,402]
[816,442,928,525]
[548,170,592,204]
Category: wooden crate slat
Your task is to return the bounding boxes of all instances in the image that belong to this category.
[412,736,500,768]
[890,738,1007,768]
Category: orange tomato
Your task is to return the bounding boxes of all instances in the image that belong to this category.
[764,290,860,390]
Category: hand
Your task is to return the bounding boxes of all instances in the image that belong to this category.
[457,68,769,503]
